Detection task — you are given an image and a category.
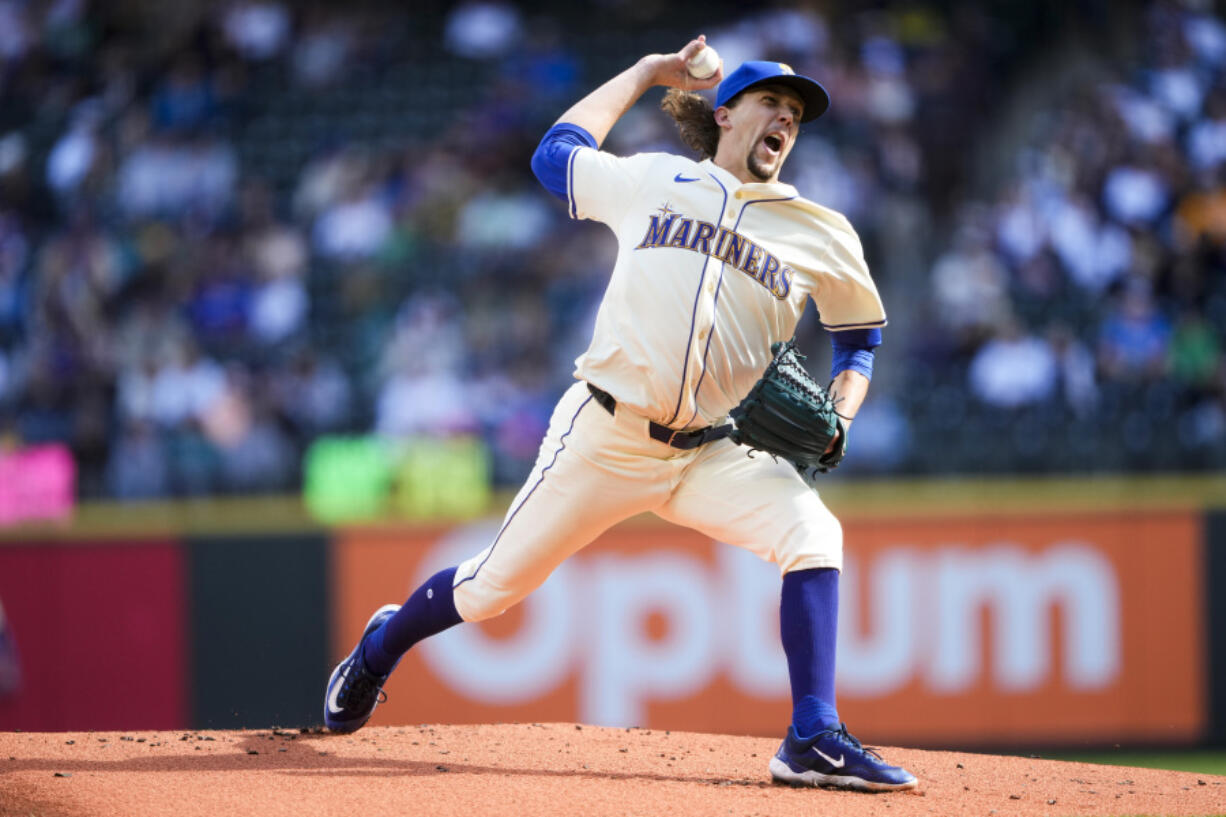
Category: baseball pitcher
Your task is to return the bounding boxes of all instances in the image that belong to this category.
[324,36,916,792]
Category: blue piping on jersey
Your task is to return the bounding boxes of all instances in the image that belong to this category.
[678,191,796,429]
[683,264,728,428]
[452,394,593,595]
[664,172,730,427]
[530,122,598,204]
[566,148,582,219]
[821,317,888,330]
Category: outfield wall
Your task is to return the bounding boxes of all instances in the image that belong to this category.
[0,477,1222,750]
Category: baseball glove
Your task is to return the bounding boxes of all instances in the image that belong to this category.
[729,340,847,474]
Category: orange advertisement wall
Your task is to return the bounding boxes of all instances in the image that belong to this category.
[332,510,1204,747]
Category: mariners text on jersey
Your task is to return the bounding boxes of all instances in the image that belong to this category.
[635,208,793,300]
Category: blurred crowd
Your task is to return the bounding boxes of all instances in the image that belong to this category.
[0,0,1220,501]
[918,1,1226,471]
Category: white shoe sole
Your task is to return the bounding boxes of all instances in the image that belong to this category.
[769,755,918,792]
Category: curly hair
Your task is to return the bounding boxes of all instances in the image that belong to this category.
[660,88,726,160]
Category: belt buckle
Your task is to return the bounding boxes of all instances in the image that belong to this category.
[666,428,682,448]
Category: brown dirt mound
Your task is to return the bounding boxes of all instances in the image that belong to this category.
[1,723,1223,817]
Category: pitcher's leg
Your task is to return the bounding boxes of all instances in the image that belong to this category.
[658,440,844,724]
[451,387,672,622]
[781,567,840,733]
[659,441,915,790]
[361,567,463,676]
[657,439,843,573]
[325,383,670,732]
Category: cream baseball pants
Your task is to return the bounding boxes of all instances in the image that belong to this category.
[452,381,843,622]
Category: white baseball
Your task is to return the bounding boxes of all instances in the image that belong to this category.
[686,45,720,80]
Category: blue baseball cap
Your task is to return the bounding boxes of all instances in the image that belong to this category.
[715,61,830,123]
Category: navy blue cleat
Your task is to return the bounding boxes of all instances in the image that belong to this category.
[769,723,918,792]
[324,604,401,733]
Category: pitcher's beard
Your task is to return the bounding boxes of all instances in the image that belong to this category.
[747,150,774,182]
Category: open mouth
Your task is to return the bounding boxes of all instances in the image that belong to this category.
[762,133,784,154]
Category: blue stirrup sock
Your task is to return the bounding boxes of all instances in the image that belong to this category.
[361,567,463,676]
[780,567,841,739]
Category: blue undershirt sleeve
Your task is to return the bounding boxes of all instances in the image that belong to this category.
[530,122,599,202]
[829,327,882,381]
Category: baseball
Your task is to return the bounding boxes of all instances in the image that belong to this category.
[686,45,720,80]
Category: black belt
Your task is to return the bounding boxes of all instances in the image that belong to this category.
[586,383,732,450]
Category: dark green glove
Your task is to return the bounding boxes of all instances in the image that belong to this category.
[729,340,847,474]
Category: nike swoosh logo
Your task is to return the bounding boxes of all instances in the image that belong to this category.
[327,666,347,715]
[674,173,700,183]
[815,748,845,768]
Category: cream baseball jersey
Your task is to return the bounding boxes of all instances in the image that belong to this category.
[566,149,886,429]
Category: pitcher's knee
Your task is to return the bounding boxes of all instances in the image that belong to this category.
[451,576,516,622]
[776,510,843,573]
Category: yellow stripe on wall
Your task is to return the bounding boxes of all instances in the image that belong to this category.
[1,473,1224,541]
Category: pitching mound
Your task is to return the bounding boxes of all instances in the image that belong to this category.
[1,723,1223,817]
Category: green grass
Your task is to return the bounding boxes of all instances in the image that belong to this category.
[1048,750,1226,776]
